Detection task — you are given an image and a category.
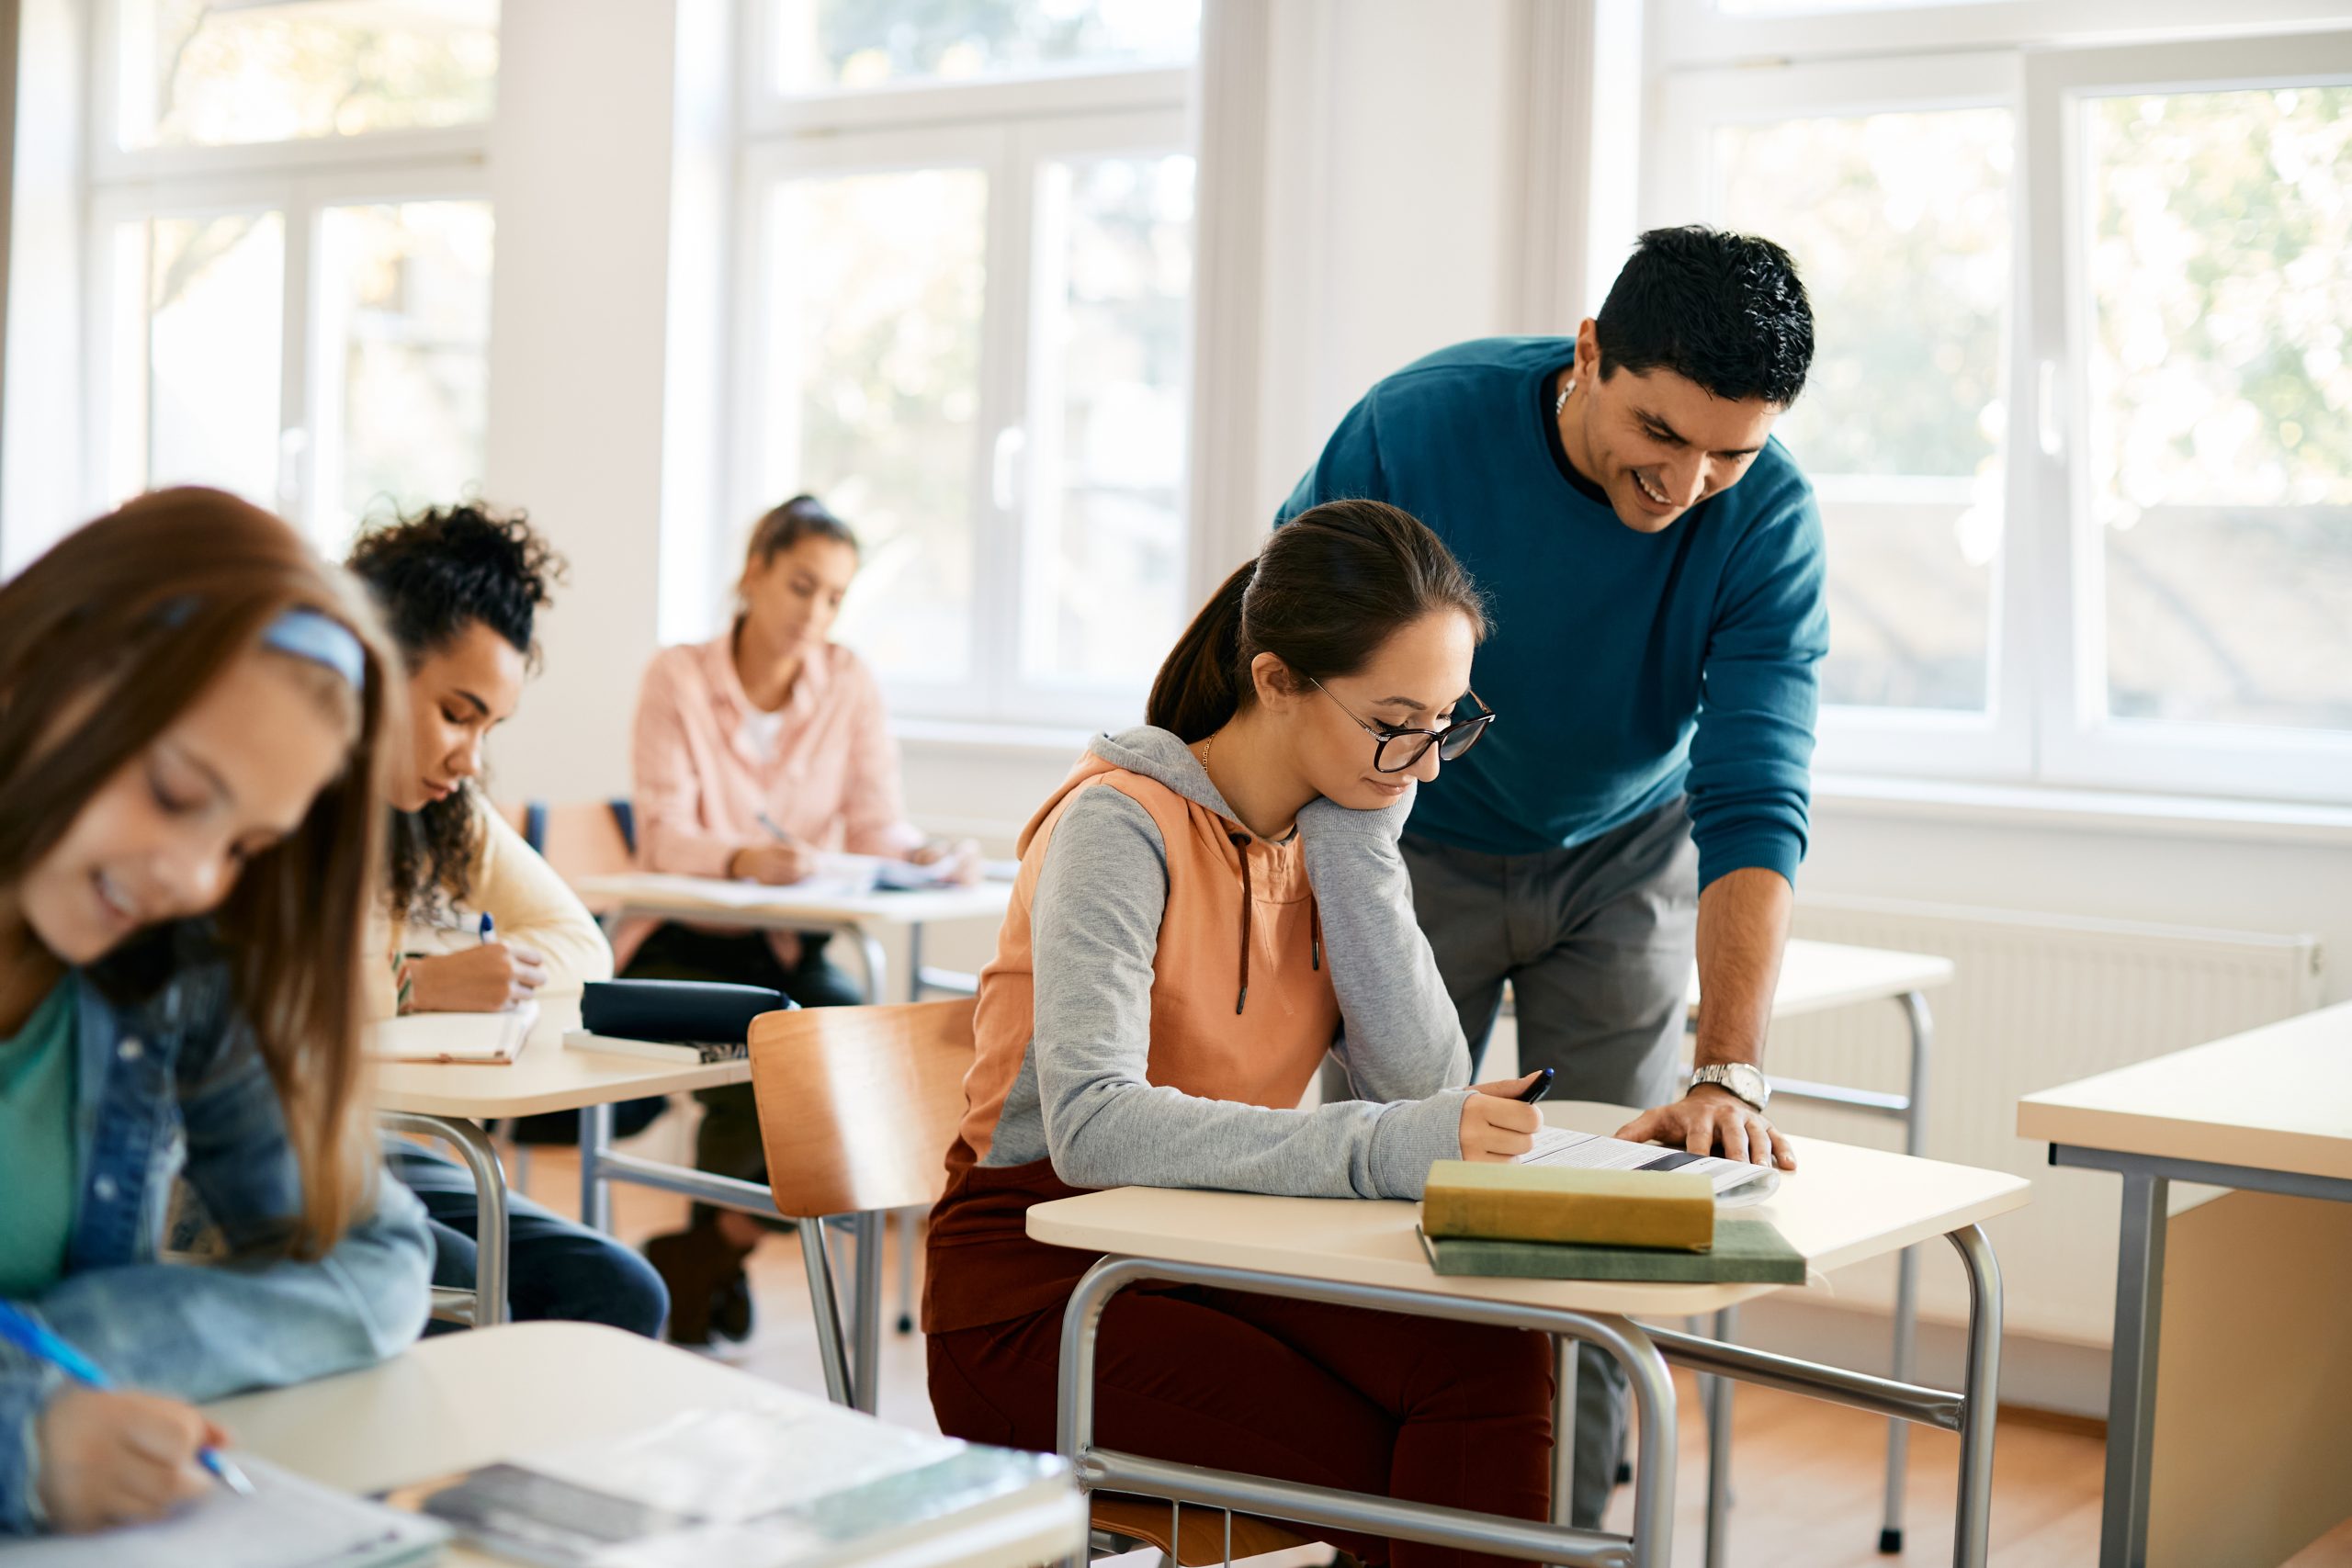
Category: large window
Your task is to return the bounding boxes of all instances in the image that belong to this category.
[732,0,1199,728]
[1652,7,2352,802]
[86,0,498,552]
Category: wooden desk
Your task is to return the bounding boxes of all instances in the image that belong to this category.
[2018,1000,2352,1568]
[1031,1100,2028,1568]
[576,872,1012,1002]
[203,1323,1087,1568]
[374,998,760,1326]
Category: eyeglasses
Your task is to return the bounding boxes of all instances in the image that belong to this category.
[1308,679,1498,774]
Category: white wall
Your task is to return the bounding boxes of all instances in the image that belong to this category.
[484,0,684,805]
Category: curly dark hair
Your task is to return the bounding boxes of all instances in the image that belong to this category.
[346,502,567,920]
[1595,225,1814,406]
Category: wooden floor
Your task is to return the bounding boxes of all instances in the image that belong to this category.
[503,1135,2352,1567]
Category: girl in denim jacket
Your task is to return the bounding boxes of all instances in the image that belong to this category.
[0,489,435,1535]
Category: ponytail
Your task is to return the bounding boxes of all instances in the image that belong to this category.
[1147,558,1255,742]
[1146,500,1485,744]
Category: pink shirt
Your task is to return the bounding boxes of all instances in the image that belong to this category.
[616,630,922,969]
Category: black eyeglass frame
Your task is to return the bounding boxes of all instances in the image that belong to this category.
[1307,678,1498,774]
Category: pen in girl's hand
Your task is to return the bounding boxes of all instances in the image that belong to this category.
[478,912,495,946]
[0,1303,254,1496]
[1516,1067,1555,1104]
[756,811,800,847]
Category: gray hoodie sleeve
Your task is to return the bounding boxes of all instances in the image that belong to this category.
[1030,784,1467,1201]
[1295,788,1474,1101]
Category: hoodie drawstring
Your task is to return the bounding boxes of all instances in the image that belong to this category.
[1229,831,1252,1012]
[1310,900,1323,973]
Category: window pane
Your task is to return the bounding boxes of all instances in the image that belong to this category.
[1714,107,2012,712]
[760,168,988,684]
[316,200,494,546]
[2087,86,2352,732]
[118,0,498,150]
[1022,152,1193,690]
[114,211,286,507]
[775,0,1198,94]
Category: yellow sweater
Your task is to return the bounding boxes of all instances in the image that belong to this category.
[363,796,614,1020]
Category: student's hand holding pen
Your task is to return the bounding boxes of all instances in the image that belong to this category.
[408,941,547,1010]
[36,1386,232,1531]
[1458,1070,1547,1161]
[729,841,814,885]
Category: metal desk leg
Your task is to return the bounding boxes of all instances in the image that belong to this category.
[1883,988,1935,1552]
[1703,1305,1737,1568]
[854,929,889,1004]
[578,1101,615,1235]
[851,1209,884,1414]
[2099,1172,2167,1568]
[894,1207,919,1334]
[1950,1224,2004,1568]
[382,1111,510,1328]
[1550,1334,1578,1524]
[799,1217,854,1406]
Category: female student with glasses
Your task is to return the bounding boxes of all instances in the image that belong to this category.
[924,499,1549,1567]
[0,490,433,1536]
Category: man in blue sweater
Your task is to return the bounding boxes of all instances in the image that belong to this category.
[1279,226,1826,1524]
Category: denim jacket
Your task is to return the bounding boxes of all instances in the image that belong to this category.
[0,939,433,1533]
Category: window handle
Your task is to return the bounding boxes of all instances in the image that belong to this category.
[2037,360,2064,458]
[991,424,1027,512]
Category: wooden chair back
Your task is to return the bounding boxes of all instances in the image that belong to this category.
[747,998,978,1219]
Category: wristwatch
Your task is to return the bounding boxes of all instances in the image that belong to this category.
[1689,1062,1770,1113]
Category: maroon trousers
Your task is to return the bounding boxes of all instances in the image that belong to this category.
[928,1286,1555,1567]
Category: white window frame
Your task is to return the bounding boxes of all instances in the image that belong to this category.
[1649,9,2352,805]
[2023,29,2352,801]
[726,1,1198,729]
[81,0,492,548]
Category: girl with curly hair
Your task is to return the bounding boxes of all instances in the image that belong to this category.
[346,502,666,1339]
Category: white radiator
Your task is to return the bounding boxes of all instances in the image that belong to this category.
[1769,896,2324,1345]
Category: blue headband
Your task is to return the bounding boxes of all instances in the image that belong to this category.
[261,607,368,692]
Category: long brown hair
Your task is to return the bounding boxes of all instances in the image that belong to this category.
[0,488,401,1256]
[1148,499,1487,741]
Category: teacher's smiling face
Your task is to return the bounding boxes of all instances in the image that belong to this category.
[1555,317,1784,536]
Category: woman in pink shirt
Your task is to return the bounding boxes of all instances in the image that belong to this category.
[627,494,973,1343]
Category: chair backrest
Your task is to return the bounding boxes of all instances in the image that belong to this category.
[747,998,978,1219]
[498,798,638,892]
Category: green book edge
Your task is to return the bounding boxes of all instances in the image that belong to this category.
[1419,1216,1809,1284]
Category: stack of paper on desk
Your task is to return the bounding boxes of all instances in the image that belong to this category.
[6,1455,448,1567]
[366,1001,537,1065]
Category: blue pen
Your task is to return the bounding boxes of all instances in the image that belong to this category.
[479,912,495,945]
[0,1303,254,1497]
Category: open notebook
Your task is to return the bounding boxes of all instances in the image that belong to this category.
[1517,1125,1781,1207]
[366,1001,538,1065]
[6,1455,447,1568]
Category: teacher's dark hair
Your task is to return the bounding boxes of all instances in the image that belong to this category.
[1148,500,1487,743]
[1595,225,1814,406]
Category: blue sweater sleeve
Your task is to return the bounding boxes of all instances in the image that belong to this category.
[1276,390,1389,523]
[1685,480,1829,891]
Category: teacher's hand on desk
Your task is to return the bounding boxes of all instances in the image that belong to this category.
[729,841,814,886]
[1615,1083,1796,1171]
[1459,1071,1545,1161]
[409,941,547,1012]
[36,1386,223,1531]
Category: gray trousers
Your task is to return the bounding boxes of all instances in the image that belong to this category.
[1401,795,1700,1529]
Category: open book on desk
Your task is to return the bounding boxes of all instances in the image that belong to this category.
[5,1454,448,1568]
[398,1403,1068,1567]
[366,1001,538,1065]
[1518,1125,1781,1207]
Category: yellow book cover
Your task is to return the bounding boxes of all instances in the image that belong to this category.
[1420,1160,1716,1251]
